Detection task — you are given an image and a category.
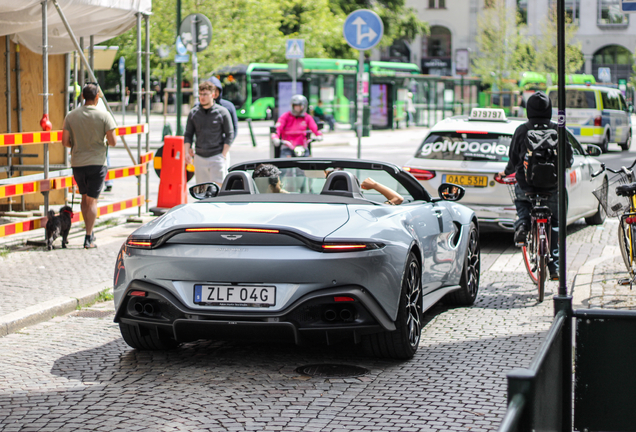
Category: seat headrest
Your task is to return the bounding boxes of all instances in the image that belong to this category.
[218,171,258,196]
[320,170,364,198]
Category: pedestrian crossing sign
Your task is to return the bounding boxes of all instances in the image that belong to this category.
[286,39,305,59]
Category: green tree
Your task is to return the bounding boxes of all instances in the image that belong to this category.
[473,0,524,90]
[103,0,428,84]
[534,5,584,76]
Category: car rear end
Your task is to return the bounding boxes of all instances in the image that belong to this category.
[547,86,605,145]
[113,202,406,347]
[404,113,521,231]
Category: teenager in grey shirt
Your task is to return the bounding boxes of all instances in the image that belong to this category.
[184,81,234,185]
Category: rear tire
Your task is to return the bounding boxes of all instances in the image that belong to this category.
[119,322,179,350]
[538,255,547,302]
[362,252,422,360]
[585,177,607,225]
[601,133,610,153]
[446,222,480,306]
[618,218,636,278]
[620,130,632,151]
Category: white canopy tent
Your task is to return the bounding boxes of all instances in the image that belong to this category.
[0,0,151,54]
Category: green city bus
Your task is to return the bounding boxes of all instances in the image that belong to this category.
[213,59,420,120]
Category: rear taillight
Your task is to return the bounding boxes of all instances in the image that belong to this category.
[321,243,383,252]
[185,227,280,233]
[126,236,156,249]
[404,167,436,181]
[594,116,602,127]
[494,173,517,185]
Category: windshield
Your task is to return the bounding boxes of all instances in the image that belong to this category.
[415,132,512,162]
[548,90,597,109]
[219,73,247,108]
[240,166,415,204]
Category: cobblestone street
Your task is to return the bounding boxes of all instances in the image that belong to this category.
[1,216,632,431]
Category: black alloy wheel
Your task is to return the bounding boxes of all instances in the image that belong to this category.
[362,252,422,360]
[446,222,480,306]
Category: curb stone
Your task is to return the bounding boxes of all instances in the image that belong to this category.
[0,282,113,337]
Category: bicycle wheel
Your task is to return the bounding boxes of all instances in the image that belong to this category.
[522,227,539,285]
[618,217,636,277]
[537,255,547,302]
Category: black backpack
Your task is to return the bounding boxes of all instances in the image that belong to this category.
[524,123,558,189]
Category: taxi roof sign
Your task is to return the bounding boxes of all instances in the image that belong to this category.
[469,108,507,122]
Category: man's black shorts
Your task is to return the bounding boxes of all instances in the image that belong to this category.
[73,165,107,199]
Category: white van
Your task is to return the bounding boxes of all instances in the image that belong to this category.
[547,85,632,152]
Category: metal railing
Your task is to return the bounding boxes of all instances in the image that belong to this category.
[499,300,636,432]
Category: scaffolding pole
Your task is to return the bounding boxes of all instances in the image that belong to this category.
[136,12,142,217]
[144,13,151,214]
[42,0,50,215]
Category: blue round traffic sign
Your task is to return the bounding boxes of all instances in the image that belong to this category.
[118,56,125,75]
[343,9,384,51]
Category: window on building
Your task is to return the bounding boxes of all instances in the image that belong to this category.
[548,0,580,24]
[425,26,451,58]
[428,0,445,9]
[598,0,628,25]
[517,0,528,24]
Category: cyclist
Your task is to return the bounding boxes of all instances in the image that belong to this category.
[271,95,323,157]
[497,91,573,281]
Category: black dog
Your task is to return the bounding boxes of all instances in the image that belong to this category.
[45,206,73,250]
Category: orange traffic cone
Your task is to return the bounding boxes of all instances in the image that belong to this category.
[154,136,187,212]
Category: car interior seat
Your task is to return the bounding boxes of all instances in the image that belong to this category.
[218,171,259,196]
[320,170,364,199]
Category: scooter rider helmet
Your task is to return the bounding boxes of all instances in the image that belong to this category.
[290,94,308,116]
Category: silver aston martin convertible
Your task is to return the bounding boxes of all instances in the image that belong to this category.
[113,158,480,359]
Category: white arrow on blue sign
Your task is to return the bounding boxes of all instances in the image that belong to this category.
[343,9,383,51]
[118,56,125,75]
[622,0,636,12]
[286,39,305,59]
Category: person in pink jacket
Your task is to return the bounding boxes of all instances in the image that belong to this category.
[271,95,322,157]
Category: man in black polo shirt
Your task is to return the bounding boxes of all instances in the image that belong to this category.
[184,81,234,185]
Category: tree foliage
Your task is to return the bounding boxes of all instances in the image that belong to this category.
[473,0,584,90]
[472,0,523,90]
[102,0,428,84]
[533,5,584,76]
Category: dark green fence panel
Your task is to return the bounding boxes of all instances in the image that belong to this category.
[574,309,636,432]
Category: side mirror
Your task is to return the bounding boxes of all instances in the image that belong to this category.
[316,121,324,130]
[629,104,634,113]
[269,126,277,134]
[438,183,465,201]
[189,182,219,200]
[586,144,602,157]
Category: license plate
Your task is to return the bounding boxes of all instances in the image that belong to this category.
[443,174,488,188]
[194,285,276,307]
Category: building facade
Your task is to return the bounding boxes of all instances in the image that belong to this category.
[403,0,635,84]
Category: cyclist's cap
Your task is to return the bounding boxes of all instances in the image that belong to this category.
[527,91,552,119]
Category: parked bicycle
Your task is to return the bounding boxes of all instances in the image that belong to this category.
[592,158,636,288]
[498,173,553,302]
